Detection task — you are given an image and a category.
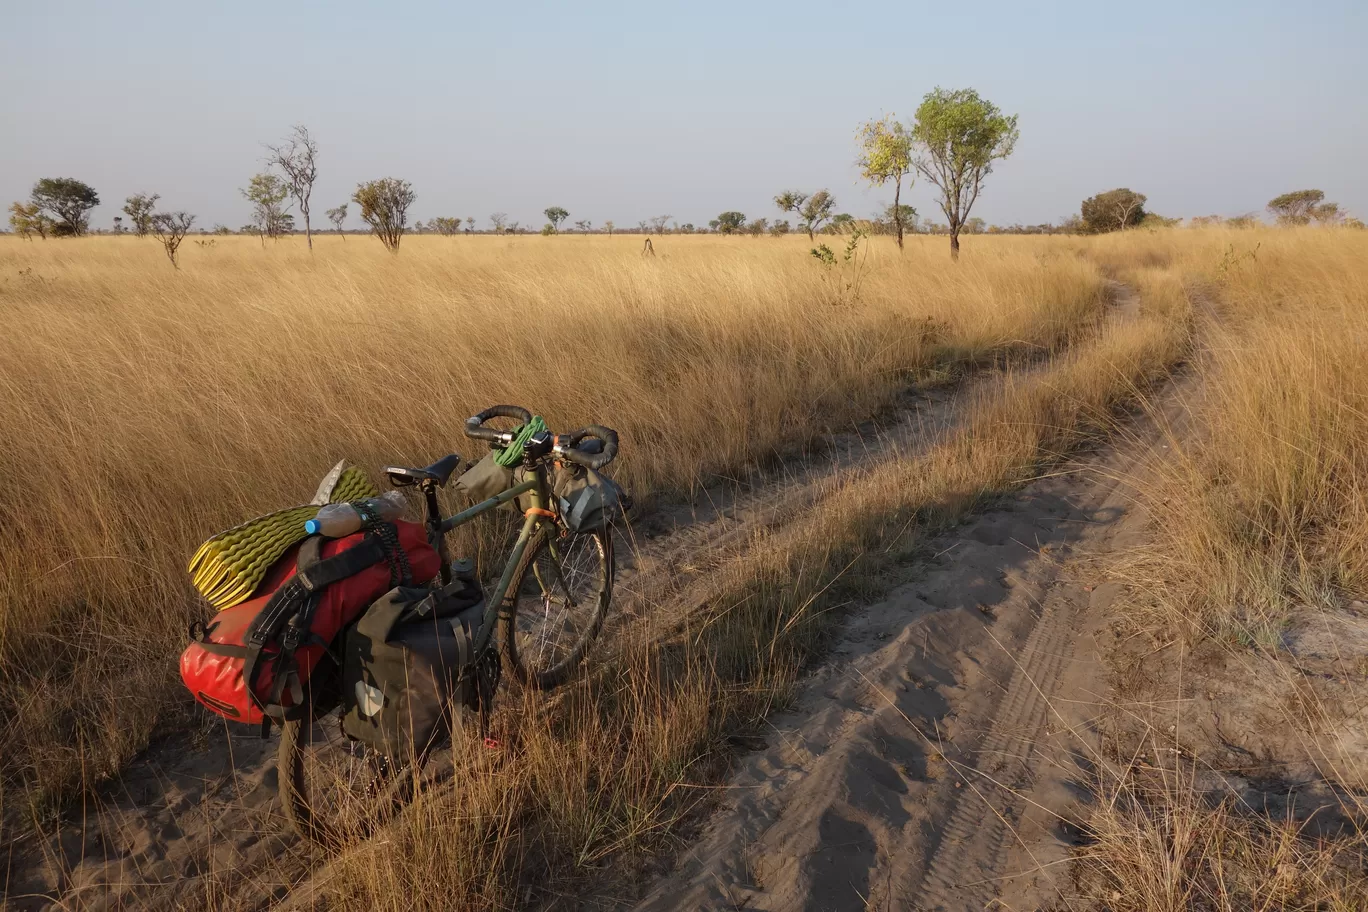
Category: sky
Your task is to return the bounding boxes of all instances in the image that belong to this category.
[2,0,1365,231]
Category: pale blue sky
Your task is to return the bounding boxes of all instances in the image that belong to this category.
[3,0,1364,230]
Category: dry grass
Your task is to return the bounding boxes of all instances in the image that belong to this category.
[0,233,1107,812]
[1072,226,1368,910]
[321,242,1191,909]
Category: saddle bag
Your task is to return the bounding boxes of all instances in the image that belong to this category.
[340,580,500,760]
[180,521,440,727]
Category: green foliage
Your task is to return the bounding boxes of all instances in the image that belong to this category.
[1080,188,1148,233]
[325,204,348,234]
[8,201,44,239]
[770,219,791,237]
[871,204,918,236]
[31,178,100,236]
[431,216,462,236]
[776,190,837,240]
[746,217,769,236]
[713,211,746,235]
[353,178,416,252]
[122,193,160,237]
[543,206,569,232]
[808,228,869,305]
[910,87,1019,257]
[541,224,556,235]
[856,115,914,248]
[1139,212,1180,229]
[242,173,292,240]
[829,213,856,234]
[1267,189,1341,226]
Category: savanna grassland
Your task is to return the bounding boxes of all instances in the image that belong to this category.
[3,226,1368,910]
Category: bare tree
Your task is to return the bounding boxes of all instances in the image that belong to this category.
[266,125,320,249]
[490,212,509,234]
[326,204,348,238]
[466,216,475,234]
[603,220,614,236]
[152,211,195,268]
[648,214,672,235]
[352,178,415,252]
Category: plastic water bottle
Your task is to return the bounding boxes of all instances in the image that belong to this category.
[305,490,407,537]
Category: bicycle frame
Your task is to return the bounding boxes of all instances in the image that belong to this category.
[423,469,552,655]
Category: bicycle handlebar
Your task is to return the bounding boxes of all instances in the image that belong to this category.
[464,404,533,443]
[464,406,619,470]
[557,425,619,471]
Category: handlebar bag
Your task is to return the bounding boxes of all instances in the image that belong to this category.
[180,521,440,727]
[552,464,630,533]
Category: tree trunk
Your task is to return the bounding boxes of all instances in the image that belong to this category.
[950,230,960,261]
[303,206,312,250]
[894,177,904,252]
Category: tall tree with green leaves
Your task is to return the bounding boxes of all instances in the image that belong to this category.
[353,178,415,252]
[910,88,1019,259]
[1081,188,1147,233]
[31,178,100,236]
[712,211,746,235]
[1267,189,1340,226]
[856,115,914,250]
[266,125,320,249]
[123,193,160,237]
[543,206,569,233]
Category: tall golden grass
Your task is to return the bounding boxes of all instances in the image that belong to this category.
[0,233,1107,810]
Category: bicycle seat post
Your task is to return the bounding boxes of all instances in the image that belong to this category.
[419,479,451,585]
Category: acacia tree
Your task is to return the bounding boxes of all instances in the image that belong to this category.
[1267,189,1341,226]
[910,87,1019,259]
[326,204,348,238]
[431,216,462,235]
[490,212,509,234]
[31,178,100,236]
[574,219,591,233]
[266,125,320,249]
[242,172,291,243]
[353,178,415,252]
[712,211,746,235]
[856,116,914,250]
[1081,188,1147,233]
[123,193,160,237]
[648,214,672,234]
[603,220,614,235]
[543,206,569,233]
[775,191,837,240]
[151,211,195,268]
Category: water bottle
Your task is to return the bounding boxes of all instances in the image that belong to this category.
[305,490,407,537]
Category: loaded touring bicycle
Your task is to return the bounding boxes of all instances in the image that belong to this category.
[180,405,627,846]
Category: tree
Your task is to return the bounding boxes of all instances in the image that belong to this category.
[774,191,808,224]
[964,217,986,234]
[770,219,791,237]
[151,211,194,267]
[242,172,291,242]
[1267,189,1341,226]
[856,115,914,250]
[713,211,746,235]
[9,201,44,239]
[746,217,769,236]
[574,219,591,233]
[543,206,569,233]
[490,212,509,234]
[466,216,475,234]
[431,217,462,236]
[31,178,100,236]
[871,203,917,236]
[266,125,320,249]
[648,214,672,235]
[353,178,415,252]
[1080,188,1148,233]
[122,193,159,237]
[910,87,1019,259]
[326,204,348,238]
[830,213,856,234]
[798,191,836,240]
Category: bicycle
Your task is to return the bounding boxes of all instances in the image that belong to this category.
[277,405,620,846]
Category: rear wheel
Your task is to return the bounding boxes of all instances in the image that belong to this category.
[500,525,613,690]
[277,711,416,848]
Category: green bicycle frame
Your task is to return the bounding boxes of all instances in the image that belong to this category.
[435,473,547,654]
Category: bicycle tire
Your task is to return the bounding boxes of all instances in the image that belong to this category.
[277,711,415,848]
[500,525,613,690]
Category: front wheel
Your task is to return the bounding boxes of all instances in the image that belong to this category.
[501,525,613,690]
